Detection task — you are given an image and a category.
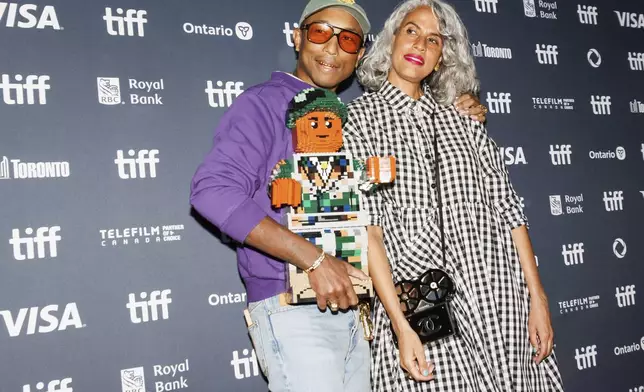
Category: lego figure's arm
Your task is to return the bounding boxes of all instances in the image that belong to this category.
[268,159,302,208]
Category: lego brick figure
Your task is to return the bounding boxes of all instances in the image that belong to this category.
[269,87,395,304]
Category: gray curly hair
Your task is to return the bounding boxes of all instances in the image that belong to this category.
[357,0,480,105]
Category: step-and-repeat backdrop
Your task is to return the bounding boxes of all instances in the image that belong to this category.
[1,0,642,391]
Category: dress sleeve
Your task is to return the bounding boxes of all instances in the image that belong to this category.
[343,102,385,227]
[472,120,528,229]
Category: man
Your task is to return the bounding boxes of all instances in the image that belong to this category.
[190,1,485,390]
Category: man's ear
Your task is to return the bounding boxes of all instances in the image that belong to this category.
[355,46,366,68]
[293,28,302,52]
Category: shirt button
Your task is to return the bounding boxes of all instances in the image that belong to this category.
[425,153,430,159]
[431,184,437,189]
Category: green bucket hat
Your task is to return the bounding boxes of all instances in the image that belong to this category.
[286,88,348,129]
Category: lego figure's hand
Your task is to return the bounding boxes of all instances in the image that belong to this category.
[366,156,396,184]
[271,178,302,208]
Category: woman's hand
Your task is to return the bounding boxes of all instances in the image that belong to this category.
[396,323,435,382]
[528,293,554,364]
[455,93,487,123]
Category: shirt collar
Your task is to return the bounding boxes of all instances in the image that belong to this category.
[377,80,443,115]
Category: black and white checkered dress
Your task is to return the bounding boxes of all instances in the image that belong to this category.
[343,81,564,392]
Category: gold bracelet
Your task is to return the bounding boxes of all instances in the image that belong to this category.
[304,249,326,274]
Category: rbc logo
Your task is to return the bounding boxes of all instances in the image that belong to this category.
[22,378,73,392]
[9,226,61,260]
[97,77,121,105]
[103,7,147,37]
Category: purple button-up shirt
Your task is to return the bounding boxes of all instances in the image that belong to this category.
[190,72,312,303]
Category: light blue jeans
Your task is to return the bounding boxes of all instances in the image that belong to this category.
[246,294,370,392]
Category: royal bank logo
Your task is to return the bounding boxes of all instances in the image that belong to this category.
[532,97,574,110]
[121,367,145,392]
[578,5,598,25]
[614,11,644,29]
[103,7,147,37]
[471,41,512,59]
[524,0,558,19]
[549,194,584,216]
[99,224,184,247]
[97,77,164,105]
[0,3,62,30]
[0,156,70,179]
[183,21,253,40]
[558,294,599,314]
[22,378,73,392]
[205,80,244,108]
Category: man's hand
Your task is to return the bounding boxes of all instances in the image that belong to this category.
[308,255,368,311]
[455,93,487,123]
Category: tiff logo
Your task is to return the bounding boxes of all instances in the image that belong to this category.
[577,5,598,24]
[9,226,61,260]
[615,285,636,307]
[535,44,558,64]
[562,243,584,266]
[631,99,644,113]
[474,0,498,13]
[283,22,298,47]
[114,149,159,179]
[231,349,259,379]
[22,378,73,392]
[0,74,50,105]
[549,144,572,165]
[590,95,611,115]
[627,52,644,71]
[575,345,598,370]
[205,80,244,108]
[126,289,172,324]
[485,92,511,114]
[603,191,624,211]
[103,7,147,37]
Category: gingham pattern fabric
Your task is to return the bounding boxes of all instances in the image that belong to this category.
[343,81,565,392]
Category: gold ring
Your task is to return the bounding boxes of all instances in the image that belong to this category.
[480,104,488,114]
[328,301,339,311]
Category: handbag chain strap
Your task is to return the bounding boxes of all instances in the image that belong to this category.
[431,116,445,262]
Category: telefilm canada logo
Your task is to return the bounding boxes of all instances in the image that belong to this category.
[99,224,184,248]
[532,96,575,110]
[558,294,599,314]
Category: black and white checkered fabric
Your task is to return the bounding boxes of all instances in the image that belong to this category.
[343,81,565,392]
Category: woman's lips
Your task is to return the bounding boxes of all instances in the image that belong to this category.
[404,54,425,66]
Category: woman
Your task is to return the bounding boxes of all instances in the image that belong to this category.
[343,1,565,391]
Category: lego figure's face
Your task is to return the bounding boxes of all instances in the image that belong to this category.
[293,111,343,153]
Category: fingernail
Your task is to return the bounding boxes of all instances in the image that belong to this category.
[423,370,429,376]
